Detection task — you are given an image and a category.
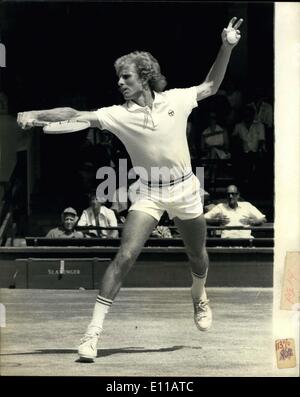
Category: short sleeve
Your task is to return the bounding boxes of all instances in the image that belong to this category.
[246,203,265,219]
[204,204,222,219]
[77,211,88,226]
[75,231,84,238]
[108,209,118,227]
[93,105,122,133]
[166,87,198,116]
[46,228,60,238]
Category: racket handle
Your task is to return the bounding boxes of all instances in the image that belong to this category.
[28,119,49,127]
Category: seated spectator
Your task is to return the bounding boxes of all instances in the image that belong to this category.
[248,87,273,129]
[248,87,274,156]
[151,212,174,238]
[46,207,84,238]
[201,112,230,159]
[151,225,173,238]
[78,192,118,238]
[232,105,266,185]
[204,185,266,238]
[233,106,266,152]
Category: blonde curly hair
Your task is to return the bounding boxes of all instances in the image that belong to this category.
[114,51,167,92]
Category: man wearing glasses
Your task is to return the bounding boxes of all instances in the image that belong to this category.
[204,185,266,238]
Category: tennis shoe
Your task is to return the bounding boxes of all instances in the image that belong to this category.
[193,299,212,331]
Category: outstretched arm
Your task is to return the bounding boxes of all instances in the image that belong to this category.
[17,108,99,130]
[196,17,243,102]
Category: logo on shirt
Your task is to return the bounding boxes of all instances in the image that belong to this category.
[168,109,175,117]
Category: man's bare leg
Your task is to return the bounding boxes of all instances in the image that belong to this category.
[98,210,158,299]
[78,210,158,360]
[174,214,212,331]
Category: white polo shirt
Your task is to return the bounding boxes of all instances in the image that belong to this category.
[204,201,266,238]
[94,87,198,181]
[78,206,118,238]
[232,121,265,153]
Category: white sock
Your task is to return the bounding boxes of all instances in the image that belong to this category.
[86,295,113,335]
[191,271,208,302]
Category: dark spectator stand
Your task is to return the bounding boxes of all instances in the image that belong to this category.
[0,225,273,289]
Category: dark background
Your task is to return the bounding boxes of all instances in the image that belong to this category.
[0,1,273,112]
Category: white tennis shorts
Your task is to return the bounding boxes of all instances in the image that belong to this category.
[128,173,203,221]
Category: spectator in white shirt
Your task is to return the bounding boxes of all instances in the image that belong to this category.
[78,192,119,238]
[248,87,273,156]
[201,112,230,159]
[232,105,266,184]
[204,185,266,238]
[232,105,266,153]
[248,87,273,129]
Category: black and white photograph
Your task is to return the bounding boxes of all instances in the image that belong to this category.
[0,1,299,379]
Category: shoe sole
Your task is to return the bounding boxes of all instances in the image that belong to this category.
[78,355,95,363]
[194,319,212,332]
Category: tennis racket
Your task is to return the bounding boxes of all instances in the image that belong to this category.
[32,119,91,134]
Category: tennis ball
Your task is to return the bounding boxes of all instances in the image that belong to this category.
[227,30,239,44]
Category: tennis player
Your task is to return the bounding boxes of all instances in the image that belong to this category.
[18,17,243,361]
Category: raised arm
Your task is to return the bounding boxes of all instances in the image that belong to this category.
[196,17,243,102]
[17,108,99,130]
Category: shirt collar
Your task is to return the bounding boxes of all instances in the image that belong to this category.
[99,206,107,215]
[126,91,166,112]
[88,206,106,216]
[224,202,241,210]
